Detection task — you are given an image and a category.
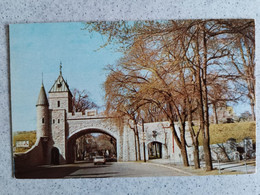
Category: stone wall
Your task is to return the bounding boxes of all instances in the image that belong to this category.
[14,137,51,172]
[50,109,66,163]
[199,137,256,162]
[125,121,194,163]
[49,92,72,112]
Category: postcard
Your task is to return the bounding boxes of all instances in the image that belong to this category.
[10,20,256,178]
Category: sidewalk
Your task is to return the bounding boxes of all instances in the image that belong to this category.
[147,158,256,176]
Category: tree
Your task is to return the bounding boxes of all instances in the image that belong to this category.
[104,68,146,161]
[72,88,98,113]
[96,134,116,156]
[229,25,255,120]
[85,19,255,171]
[104,39,192,166]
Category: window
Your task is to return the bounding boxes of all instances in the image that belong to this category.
[57,101,60,107]
[53,119,55,124]
[58,119,60,123]
[42,118,44,124]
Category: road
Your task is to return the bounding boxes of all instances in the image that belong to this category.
[15,161,189,178]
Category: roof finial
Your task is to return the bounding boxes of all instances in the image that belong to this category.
[60,61,62,75]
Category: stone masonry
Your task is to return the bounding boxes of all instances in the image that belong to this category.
[14,68,191,168]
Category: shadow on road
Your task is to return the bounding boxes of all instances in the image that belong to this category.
[15,162,113,179]
[68,171,119,178]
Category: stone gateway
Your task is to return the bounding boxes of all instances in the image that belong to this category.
[14,68,191,169]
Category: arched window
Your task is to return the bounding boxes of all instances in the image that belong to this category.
[42,118,44,124]
[58,119,60,123]
[53,119,55,124]
[57,101,60,107]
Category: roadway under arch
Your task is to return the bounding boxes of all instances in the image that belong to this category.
[66,128,117,163]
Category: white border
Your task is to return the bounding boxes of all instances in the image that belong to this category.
[1,0,259,194]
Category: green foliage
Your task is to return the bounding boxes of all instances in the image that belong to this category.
[13,131,36,153]
[197,122,256,145]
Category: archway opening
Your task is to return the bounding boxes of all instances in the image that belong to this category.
[51,147,60,165]
[148,141,162,159]
[67,129,117,163]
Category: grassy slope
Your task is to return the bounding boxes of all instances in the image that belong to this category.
[198,122,256,145]
[13,131,36,153]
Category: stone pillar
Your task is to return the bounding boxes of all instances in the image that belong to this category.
[122,124,129,161]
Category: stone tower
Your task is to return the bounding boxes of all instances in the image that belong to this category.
[48,63,72,112]
[36,83,49,139]
[48,63,72,162]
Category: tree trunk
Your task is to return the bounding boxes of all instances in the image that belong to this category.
[180,141,189,167]
[193,143,200,169]
[135,123,141,161]
[180,125,189,167]
[168,118,189,166]
[202,101,213,171]
[134,129,138,161]
[203,138,212,170]
[201,25,213,171]
[250,100,256,121]
[187,100,200,169]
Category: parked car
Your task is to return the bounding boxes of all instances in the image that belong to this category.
[93,156,106,165]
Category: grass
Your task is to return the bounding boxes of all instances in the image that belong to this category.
[197,121,256,145]
[13,131,36,153]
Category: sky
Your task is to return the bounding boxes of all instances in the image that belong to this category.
[10,22,122,132]
[10,22,251,132]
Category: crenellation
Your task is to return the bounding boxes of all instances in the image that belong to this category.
[29,70,185,165]
[66,110,104,120]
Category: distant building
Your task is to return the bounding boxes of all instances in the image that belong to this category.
[215,105,236,123]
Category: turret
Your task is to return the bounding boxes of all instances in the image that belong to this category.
[36,83,49,139]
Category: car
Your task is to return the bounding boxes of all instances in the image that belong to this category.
[93,156,106,165]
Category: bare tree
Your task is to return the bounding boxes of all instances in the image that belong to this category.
[85,19,255,171]
[72,88,98,113]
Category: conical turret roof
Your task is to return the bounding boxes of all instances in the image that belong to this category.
[36,84,49,106]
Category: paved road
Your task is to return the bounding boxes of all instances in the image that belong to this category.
[15,161,189,178]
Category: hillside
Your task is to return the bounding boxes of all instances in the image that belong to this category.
[198,122,256,145]
[13,131,36,153]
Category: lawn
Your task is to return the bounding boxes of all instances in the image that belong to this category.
[198,122,256,145]
[13,131,36,153]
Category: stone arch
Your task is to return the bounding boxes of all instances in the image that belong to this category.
[66,128,118,163]
[68,127,118,141]
[147,141,163,159]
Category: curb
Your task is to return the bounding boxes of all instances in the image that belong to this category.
[145,162,194,176]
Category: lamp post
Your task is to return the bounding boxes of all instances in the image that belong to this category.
[142,119,146,162]
[242,153,248,174]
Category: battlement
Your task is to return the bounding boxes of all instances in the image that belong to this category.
[67,109,102,119]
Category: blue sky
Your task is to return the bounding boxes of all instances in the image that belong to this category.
[10,22,122,132]
[10,22,251,132]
